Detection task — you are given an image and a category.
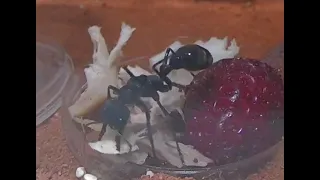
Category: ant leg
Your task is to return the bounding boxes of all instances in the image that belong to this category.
[135,99,157,159]
[123,138,133,152]
[153,67,184,91]
[152,66,174,90]
[151,93,185,165]
[171,82,186,91]
[152,48,176,89]
[115,129,122,152]
[157,76,185,92]
[152,59,165,77]
[98,123,108,141]
[107,85,120,98]
[152,48,175,74]
[122,66,135,78]
[164,48,175,64]
[162,77,174,90]
[115,135,121,152]
[115,130,133,153]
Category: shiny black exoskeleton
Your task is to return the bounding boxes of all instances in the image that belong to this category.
[90,66,185,164]
[152,44,213,89]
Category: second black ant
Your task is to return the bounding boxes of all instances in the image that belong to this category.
[152,44,213,91]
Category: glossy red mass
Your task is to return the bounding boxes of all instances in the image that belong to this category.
[183,58,284,165]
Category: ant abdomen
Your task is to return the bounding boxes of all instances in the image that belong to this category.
[170,44,213,71]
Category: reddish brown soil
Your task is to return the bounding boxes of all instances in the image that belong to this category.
[36,114,78,180]
[36,0,284,179]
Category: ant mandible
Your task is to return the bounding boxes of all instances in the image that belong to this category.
[152,44,213,90]
[87,66,186,165]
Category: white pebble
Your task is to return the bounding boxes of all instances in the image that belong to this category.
[76,167,86,178]
[84,174,98,180]
[146,170,154,177]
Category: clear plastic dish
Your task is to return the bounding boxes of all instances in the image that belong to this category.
[60,43,284,180]
[36,35,74,126]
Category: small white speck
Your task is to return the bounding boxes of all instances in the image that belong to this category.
[84,174,97,180]
[221,111,233,121]
[213,101,217,108]
[230,93,239,102]
[248,62,256,69]
[237,128,243,134]
[146,171,154,177]
[249,76,255,83]
[198,132,202,137]
[76,167,86,178]
[263,87,267,93]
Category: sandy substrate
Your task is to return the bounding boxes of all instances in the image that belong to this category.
[36,0,284,179]
[36,114,78,180]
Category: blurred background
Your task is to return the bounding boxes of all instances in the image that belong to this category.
[36,0,283,67]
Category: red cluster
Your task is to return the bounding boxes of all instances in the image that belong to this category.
[183,58,284,165]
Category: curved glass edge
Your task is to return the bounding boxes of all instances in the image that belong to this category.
[36,39,74,126]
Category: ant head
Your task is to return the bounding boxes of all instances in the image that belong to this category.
[159,64,172,77]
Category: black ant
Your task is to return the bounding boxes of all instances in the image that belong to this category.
[152,44,213,90]
[86,66,186,165]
